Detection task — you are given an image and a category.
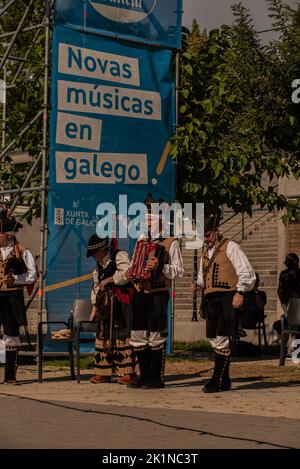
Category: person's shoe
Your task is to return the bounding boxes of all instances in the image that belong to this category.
[118,374,137,385]
[237,327,247,337]
[3,379,20,386]
[89,375,111,383]
[127,375,149,388]
[142,377,165,389]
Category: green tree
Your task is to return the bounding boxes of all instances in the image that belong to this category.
[0,0,46,222]
[172,1,300,221]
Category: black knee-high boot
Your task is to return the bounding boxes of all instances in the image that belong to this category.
[143,346,165,389]
[203,352,231,393]
[128,347,151,388]
[4,348,19,384]
[220,355,231,391]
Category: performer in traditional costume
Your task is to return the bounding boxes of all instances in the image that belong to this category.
[128,196,184,389]
[0,210,37,384]
[192,215,256,393]
[87,235,136,384]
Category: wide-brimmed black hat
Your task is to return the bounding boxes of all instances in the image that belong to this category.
[86,235,110,257]
[0,211,23,234]
[204,214,220,234]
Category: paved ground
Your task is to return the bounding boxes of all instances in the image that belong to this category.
[0,395,298,449]
[1,358,300,449]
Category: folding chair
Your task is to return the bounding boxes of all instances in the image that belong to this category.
[279,297,300,366]
[37,299,97,383]
[37,316,75,383]
[239,313,268,356]
[72,298,97,383]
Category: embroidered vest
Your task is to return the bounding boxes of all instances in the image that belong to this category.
[97,249,132,304]
[202,239,238,295]
[0,244,26,292]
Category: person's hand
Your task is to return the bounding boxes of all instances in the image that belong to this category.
[125,267,133,279]
[3,274,14,286]
[89,305,98,322]
[190,283,199,295]
[146,257,159,271]
[232,292,244,309]
[98,278,111,291]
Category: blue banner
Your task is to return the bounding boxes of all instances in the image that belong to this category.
[46,25,176,347]
[54,0,183,49]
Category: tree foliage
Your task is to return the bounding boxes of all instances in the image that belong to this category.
[0,0,45,222]
[172,1,300,221]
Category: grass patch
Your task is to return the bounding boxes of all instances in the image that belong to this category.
[174,341,212,353]
[44,355,94,369]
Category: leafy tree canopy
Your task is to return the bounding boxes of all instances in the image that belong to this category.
[172,1,300,222]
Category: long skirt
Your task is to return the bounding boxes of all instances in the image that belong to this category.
[94,303,136,376]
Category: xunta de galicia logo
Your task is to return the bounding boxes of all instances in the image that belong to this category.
[89,0,157,23]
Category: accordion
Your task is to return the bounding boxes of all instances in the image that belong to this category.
[130,240,165,281]
[4,256,28,276]
[4,244,28,277]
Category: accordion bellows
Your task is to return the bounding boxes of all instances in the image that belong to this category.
[130,240,165,280]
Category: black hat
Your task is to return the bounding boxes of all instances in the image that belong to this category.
[0,211,23,234]
[204,214,220,233]
[86,235,110,257]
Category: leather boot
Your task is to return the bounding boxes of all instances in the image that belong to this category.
[128,348,151,388]
[142,347,165,389]
[220,355,231,391]
[3,349,19,385]
[202,352,230,393]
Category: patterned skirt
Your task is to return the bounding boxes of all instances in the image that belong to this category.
[94,302,136,376]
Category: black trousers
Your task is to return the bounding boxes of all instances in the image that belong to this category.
[205,291,238,340]
[0,291,26,337]
[131,289,169,335]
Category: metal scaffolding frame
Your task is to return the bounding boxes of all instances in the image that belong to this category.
[0,0,50,381]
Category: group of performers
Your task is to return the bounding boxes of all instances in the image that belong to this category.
[0,200,259,393]
[87,195,184,389]
[87,208,256,392]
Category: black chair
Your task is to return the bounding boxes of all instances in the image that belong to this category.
[72,298,97,383]
[37,317,75,383]
[279,298,300,366]
[239,313,268,355]
[37,299,97,383]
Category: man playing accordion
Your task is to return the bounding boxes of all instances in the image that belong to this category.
[127,195,184,389]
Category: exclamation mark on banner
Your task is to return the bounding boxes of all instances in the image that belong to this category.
[152,141,171,185]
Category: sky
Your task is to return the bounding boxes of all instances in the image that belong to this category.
[183,0,299,41]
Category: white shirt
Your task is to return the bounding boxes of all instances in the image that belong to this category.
[0,245,37,285]
[197,240,256,292]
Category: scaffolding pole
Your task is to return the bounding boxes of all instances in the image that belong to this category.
[0,0,34,73]
[37,0,50,383]
[0,109,43,161]
[0,0,18,17]
[0,0,50,380]
[169,51,181,356]
[1,68,6,150]
[8,152,42,214]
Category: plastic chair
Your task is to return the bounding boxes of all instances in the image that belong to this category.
[279,298,300,366]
